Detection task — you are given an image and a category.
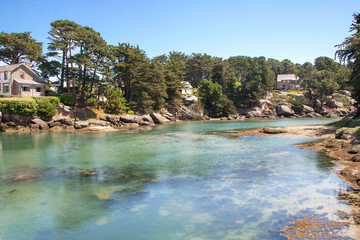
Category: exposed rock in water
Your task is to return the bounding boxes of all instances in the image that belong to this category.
[276,105,295,117]
[262,127,287,134]
[87,119,110,127]
[74,120,90,129]
[58,118,73,126]
[150,113,171,124]
[1,112,33,125]
[160,109,176,121]
[138,115,155,125]
[176,105,204,121]
[31,118,49,130]
[120,114,138,123]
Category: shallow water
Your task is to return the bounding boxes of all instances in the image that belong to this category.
[0,118,354,239]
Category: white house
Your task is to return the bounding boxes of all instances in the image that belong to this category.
[179,81,193,95]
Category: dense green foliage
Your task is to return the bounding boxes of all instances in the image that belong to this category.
[33,97,60,118]
[0,97,59,117]
[0,98,37,116]
[0,32,42,64]
[60,94,76,107]
[336,13,360,100]
[105,87,128,113]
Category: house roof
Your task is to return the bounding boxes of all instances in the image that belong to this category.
[181,81,193,89]
[277,74,299,82]
[13,79,46,85]
[0,63,23,72]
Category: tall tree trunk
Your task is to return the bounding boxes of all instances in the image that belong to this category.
[60,50,66,94]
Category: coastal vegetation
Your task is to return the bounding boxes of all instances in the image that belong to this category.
[0,15,358,118]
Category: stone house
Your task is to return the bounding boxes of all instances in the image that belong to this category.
[0,62,46,96]
[276,74,300,91]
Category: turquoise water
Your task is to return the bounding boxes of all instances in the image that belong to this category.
[0,118,353,239]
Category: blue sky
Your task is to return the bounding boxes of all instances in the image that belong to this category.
[1,0,359,64]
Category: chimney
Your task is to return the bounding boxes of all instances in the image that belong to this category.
[25,61,31,68]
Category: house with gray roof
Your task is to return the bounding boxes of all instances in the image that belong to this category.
[276,74,300,91]
[0,62,46,96]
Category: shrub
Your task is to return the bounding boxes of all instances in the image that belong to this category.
[60,94,76,107]
[105,87,128,113]
[0,98,37,116]
[33,97,60,118]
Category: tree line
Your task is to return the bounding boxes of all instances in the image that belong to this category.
[0,17,358,117]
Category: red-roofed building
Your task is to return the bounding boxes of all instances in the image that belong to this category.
[0,62,46,96]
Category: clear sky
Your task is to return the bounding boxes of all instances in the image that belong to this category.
[1,0,359,64]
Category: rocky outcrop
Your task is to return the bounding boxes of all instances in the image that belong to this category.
[87,119,110,127]
[302,105,315,113]
[176,105,204,120]
[262,127,287,134]
[150,113,171,124]
[183,95,198,106]
[338,90,351,97]
[74,121,90,129]
[31,118,49,130]
[120,114,138,123]
[326,99,344,109]
[246,107,264,118]
[276,105,295,117]
[138,115,155,126]
[160,109,176,121]
[1,112,33,125]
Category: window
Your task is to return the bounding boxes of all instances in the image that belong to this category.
[36,87,42,92]
[20,73,25,79]
[22,86,30,92]
[4,72,7,80]
[4,85,9,93]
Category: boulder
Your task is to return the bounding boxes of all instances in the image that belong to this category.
[87,119,110,127]
[276,105,295,117]
[123,123,140,128]
[245,107,263,118]
[106,115,121,125]
[262,127,287,134]
[327,99,344,109]
[31,118,49,130]
[5,122,17,127]
[29,124,39,130]
[141,115,155,124]
[74,121,90,129]
[1,112,33,125]
[150,113,171,124]
[302,105,315,113]
[120,114,138,123]
[58,118,73,126]
[176,106,204,121]
[48,121,62,128]
[160,109,176,121]
[338,90,351,97]
[183,95,198,105]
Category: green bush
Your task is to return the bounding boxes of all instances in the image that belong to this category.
[105,87,128,113]
[60,94,76,106]
[0,98,37,116]
[33,97,60,118]
[0,97,60,118]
